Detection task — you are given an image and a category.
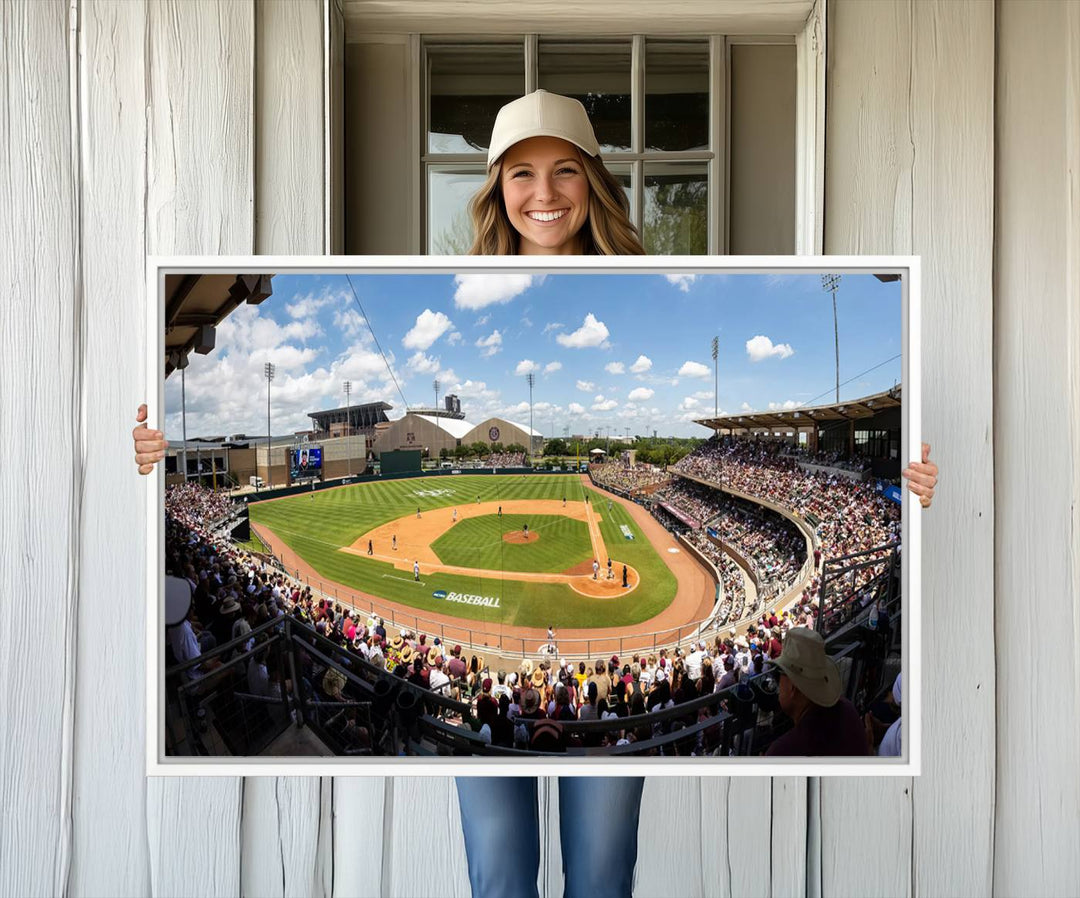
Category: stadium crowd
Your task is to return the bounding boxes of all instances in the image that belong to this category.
[673,438,900,601]
[590,460,671,496]
[684,530,752,625]
[780,445,872,474]
[486,451,526,467]
[651,479,807,597]
[165,479,878,757]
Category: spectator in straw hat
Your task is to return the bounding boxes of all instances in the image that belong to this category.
[765,628,869,756]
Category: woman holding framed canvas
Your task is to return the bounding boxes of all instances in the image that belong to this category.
[133,91,938,898]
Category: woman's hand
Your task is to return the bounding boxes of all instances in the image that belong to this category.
[133,403,168,474]
[902,442,938,508]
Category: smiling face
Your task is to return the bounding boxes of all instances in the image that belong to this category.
[499,136,591,255]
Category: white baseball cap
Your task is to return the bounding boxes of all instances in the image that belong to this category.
[486,90,600,169]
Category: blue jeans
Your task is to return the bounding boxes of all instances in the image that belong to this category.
[455,776,645,898]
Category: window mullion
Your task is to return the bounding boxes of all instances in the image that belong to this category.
[525,34,538,93]
[631,34,645,233]
[709,35,725,256]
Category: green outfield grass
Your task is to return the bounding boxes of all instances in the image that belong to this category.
[247,474,678,629]
[431,514,592,573]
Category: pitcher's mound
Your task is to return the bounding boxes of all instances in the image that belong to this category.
[503,530,539,545]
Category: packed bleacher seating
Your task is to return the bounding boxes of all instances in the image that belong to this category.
[486,451,526,467]
[651,479,806,597]
[165,480,897,758]
[780,445,872,474]
[590,460,671,496]
[672,438,900,602]
[684,530,751,625]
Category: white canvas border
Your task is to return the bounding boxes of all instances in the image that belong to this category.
[145,254,921,777]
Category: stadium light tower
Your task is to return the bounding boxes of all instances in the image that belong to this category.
[175,350,189,482]
[343,380,352,475]
[821,274,842,403]
[526,372,535,457]
[711,335,719,417]
[265,362,275,488]
[433,378,441,443]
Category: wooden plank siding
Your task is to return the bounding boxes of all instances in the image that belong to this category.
[0,2,79,896]
[141,0,254,890]
[823,3,996,897]
[0,2,1077,897]
[994,2,1080,895]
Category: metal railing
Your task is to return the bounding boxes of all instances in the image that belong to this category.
[165,606,899,758]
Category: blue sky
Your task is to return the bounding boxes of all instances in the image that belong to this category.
[164,272,902,440]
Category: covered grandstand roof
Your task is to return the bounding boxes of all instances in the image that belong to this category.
[163,273,273,377]
[694,386,902,431]
[308,401,392,418]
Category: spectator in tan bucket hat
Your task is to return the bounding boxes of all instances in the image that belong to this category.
[765,628,869,756]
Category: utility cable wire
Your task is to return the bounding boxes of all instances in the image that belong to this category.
[799,354,902,409]
[345,274,410,411]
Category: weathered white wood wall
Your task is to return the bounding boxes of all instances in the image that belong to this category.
[1,1,1077,896]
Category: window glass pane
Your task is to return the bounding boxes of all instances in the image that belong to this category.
[604,163,634,217]
[427,44,524,154]
[645,40,709,152]
[643,163,707,254]
[538,41,632,153]
[428,167,487,254]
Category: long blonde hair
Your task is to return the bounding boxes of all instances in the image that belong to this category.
[467,151,645,256]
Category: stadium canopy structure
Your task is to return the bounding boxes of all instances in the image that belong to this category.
[163,273,273,377]
[694,386,902,435]
[308,402,393,438]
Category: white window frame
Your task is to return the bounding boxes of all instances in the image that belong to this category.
[389,1,826,255]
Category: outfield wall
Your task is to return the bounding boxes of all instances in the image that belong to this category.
[243,465,540,505]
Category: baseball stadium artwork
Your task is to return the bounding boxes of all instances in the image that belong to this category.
[152,257,920,774]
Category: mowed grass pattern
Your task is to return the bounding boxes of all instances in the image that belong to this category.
[248,475,678,629]
[431,514,592,573]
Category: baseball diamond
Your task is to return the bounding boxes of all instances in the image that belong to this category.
[248,473,711,631]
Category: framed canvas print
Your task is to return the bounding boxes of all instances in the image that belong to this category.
[146,255,920,776]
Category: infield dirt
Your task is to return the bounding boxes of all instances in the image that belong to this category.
[340,498,639,598]
[255,475,716,658]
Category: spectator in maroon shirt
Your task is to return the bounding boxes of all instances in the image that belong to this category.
[767,629,783,660]
[765,628,869,757]
[447,644,467,681]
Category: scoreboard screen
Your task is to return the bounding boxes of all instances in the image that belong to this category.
[290,446,322,480]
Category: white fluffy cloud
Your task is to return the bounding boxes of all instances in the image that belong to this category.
[406,351,440,375]
[592,397,618,412]
[556,313,610,349]
[453,274,537,310]
[678,360,711,379]
[605,362,625,375]
[447,331,463,345]
[332,308,365,338]
[515,359,540,375]
[768,400,802,411]
[630,354,652,374]
[164,303,402,439]
[402,308,453,350]
[543,361,562,374]
[628,387,654,402]
[679,396,700,410]
[568,402,586,415]
[286,291,335,319]
[665,274,698,292]
[746,334,795,362]
[576,380,595,392]
[475,329,502,358]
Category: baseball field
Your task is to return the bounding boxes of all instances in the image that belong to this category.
[247,474,678,628]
